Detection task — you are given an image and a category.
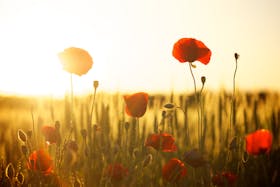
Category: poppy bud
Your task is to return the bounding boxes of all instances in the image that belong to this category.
[93,80,99,89]
[142,154,153,168]
[234,53,240,60]
[16,172,24,185]
[163,103,176,110]
[201,76,206,85]
[5,163,15,179]
[17,129,27,143]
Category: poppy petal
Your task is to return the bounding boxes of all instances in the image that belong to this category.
[58,47,93,76]
[28,149,53,175]
[162,158,187,183]
[104,163,128,181]
[172,38,211,64]
[246,129,273,155]
[124,92,149,118]
[145,133,177,152]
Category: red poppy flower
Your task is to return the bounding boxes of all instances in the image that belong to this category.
[172,38,211,64]
[28,149,53,175]
[212,171,237,187]
[58,47,93,76]
[145,133,177,152]
[162,158,187,183]
[245,129,273,155]
[41,125,60,145]
[183,149,207,168]
[104,163,129,181]
[123,92,149,118]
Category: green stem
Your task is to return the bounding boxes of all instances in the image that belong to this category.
[31,108,37,150]
[199,84,205,151]
[70,73,74,128]
[229,58,238,140]
[188,63,200,149]
[90,87,97,124]
[188,63,197,94]
[226,55,238,170]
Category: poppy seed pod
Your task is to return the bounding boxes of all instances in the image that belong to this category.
[201,76,206,84]
[93,80,99,89]
[234,53,240,60]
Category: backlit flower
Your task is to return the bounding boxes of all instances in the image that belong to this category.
[183,149,207,168]
[58,47,93,76]
[145,133,177,152]
[123,92,149,118]
[41,125,60,145]
[246,129,273,155]
[172,38,211,64]
[28,149,53,175]
[212,171,237,187]
[104,163,128,181]
[162,158,187,183]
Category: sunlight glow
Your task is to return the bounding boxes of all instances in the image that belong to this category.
[0,0,280,96]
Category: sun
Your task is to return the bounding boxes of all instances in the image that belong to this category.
[0,38,100,96]
[0,15,106,96]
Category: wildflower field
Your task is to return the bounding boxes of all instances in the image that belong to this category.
[0,39,280,187]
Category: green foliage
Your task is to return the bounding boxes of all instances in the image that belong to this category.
[0,91,279,186]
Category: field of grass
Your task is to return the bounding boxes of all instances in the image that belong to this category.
[0,90,279,187]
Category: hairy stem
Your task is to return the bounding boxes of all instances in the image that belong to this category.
[188,63,200,149]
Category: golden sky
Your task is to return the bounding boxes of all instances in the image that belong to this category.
[0,0,280,96]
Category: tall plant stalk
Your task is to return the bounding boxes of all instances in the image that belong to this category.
[188,63,201,149]
[229,53,239,140]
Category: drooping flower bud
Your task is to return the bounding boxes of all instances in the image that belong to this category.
[201,76,206,85]
[234,53,240,60]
